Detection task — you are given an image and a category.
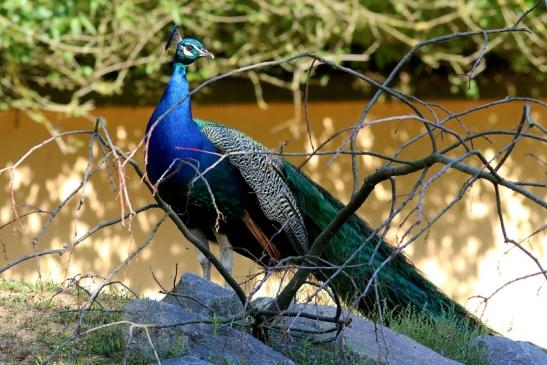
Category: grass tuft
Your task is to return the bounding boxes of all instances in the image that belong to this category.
[384,305,488,365]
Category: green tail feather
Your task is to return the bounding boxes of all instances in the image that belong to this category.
[284,162,487,330]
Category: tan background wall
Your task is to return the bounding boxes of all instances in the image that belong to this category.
[0,100,545,346]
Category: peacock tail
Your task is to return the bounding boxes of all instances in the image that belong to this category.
[283,162,480,325]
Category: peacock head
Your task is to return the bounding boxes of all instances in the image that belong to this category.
[165,25,214,65]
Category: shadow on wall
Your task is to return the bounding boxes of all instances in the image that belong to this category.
[0,100,545,344]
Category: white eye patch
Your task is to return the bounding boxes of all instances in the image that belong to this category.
[181,44,198,57]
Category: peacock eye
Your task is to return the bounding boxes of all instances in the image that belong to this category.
[179,45,194,56]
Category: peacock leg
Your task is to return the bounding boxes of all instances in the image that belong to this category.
[191,228,211,281]
[214,232,233,287]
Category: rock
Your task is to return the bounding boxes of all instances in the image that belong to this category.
[162,273,243,318]
[157,355,213,364]
[472,335,547,365]
[124,298,293,365]
[188,326,293,365]
[124,299,201,360]
[127,273,469,365]
[268,303,462,365]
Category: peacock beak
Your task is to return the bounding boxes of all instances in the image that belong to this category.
[199,48,214,59]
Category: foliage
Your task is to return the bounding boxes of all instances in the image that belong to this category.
[384,305,489,365]
[0,1,545,138]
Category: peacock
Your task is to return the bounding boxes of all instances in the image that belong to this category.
[145,27,484,329]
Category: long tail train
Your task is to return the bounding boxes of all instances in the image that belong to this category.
[284,163,486,329]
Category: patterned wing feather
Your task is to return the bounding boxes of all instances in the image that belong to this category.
[200,122,308,254]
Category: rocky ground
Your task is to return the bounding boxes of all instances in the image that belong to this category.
[124,273,547,365]
[0,275,546,364]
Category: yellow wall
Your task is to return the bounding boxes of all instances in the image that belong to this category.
[0,100,545,345]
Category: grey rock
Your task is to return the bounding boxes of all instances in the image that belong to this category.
[472,335,547,365]
[162,273,243,318]
[129,274,470,365]
[124,298,293,365]
[157,355,213,364]
[188,327,293,365]
[269,304,462,365]
[125,299,202,360]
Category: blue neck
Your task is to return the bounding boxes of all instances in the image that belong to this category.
[146,62,216,184]
[149,63,193,129]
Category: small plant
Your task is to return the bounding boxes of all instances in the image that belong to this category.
[211,313,221,336]
[384,305,488,365]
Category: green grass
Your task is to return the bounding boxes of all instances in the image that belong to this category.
[0,278,145,364]
[384,305,488,365]
[0,279,58,291]
[49,309,138,364]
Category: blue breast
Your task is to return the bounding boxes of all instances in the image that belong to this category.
[145,63,245,218]
[146,65,209,182]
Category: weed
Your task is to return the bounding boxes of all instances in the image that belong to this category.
[384,305,488,365]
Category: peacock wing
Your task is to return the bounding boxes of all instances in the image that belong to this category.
[199,121,308,255]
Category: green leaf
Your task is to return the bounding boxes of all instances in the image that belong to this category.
[69,18,81,35]
[465,79,480,99]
